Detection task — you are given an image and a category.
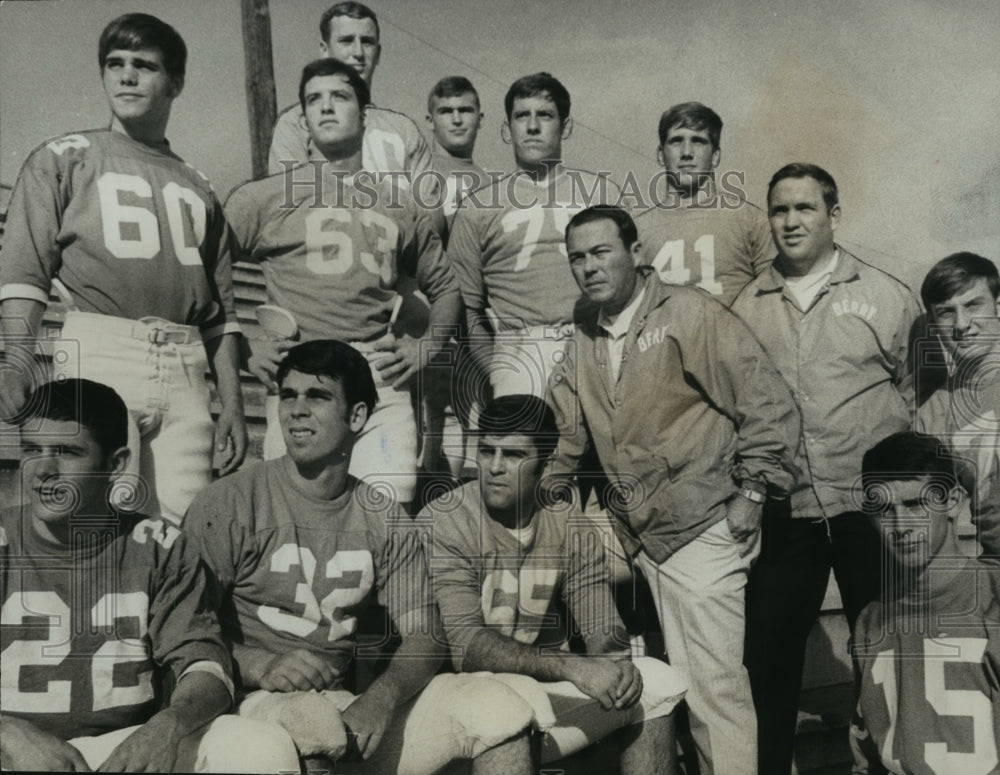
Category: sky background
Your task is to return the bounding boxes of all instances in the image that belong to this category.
[2,0,998,292]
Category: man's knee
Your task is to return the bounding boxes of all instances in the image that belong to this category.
[194,715,300,773]
[633,657,687,719]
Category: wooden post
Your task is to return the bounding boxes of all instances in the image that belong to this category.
[240,0,277,180]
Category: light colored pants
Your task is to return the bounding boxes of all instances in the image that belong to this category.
[263,346,418,504]
[637,518,760,775]
[54,312,214,525]
[491,325,573,398]
[68,715,299,773]
[239,657,684,774]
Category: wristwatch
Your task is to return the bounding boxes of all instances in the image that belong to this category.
[738,482,767,504]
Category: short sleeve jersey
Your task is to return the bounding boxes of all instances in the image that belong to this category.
[0,129,239,338]
[635,195,773,306]
[268,103,431,179]
[428,153,488,229]
[183,458,431,681]
[448,167,621,330]
[850,561,1000,774]
[424,481,626,667]
[0,510,231,739]
[224,166,456,343]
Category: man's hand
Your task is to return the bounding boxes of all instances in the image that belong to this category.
[341,687,397,760]
[1,716,91,772]
[246,338,292,393]
[562,657,643,711]
[260,648,341,692]
[372,333,428,389]
[214,403,248,476]
[98,712,186,773]
[726,493,764,556]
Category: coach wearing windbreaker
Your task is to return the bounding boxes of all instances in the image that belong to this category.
[732,163,920,775]
[547,205,800,775]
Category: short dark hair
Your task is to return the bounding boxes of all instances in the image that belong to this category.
[921,252,1000,310]
[428,76,480,113]
[299,58,371,112]
[504,72,570,122]
[767,163,839,212]
[99,13,187,80]
[20,379,128,457]
[566,205,638,249]
[277,340,378,416]
[477,394,558,459]
[657,102,723,150]
[861,431,973,515]
[320,1,380,43]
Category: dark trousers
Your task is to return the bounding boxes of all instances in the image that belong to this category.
[745,507,881,775]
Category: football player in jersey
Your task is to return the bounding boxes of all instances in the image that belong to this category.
[0,13,246,525]
[425,76,487,229]
[184,341,547,774]
[0,379,298,772]
[851,431,1000,775]
[226,58,460,508]
[426,394,687,773]
[635,102,773,306]
[448,72,621,399]
[420,76,488,481]
[268,1,431,178]
[916,252,1000,558]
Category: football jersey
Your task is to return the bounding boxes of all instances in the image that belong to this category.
[428,152,488,236]
[635,195,773,307]
[424,481,627,666]
[448,167,621,330]
[268,103,432,178]
[0,129,239,337]
[0,509,231,739]
[224,166,455,343]
[183,458,432,682]
[850,560,1000,774]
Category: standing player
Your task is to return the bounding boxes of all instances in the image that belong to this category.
[0,13,246,525]
[268,1,431,179]
[635,102,773,306]
[427,394,687,773]
[184,341,545,774]
[420,76,487,479]
[0,379,297,773]
[548,206,800,775]
[226,58,460,507]
[851,431,1000,775]
[916,252,1000,557]
[449,72,620,398]
[425,76,487,228]
[733,163,921,774]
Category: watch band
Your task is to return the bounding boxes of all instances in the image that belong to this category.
[738,487,767,504]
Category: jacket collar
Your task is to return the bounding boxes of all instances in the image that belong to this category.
[753,246,860,294]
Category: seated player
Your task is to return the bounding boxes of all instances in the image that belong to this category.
[851,430,1000,774]
[225,58,460,507]
[448,72,621,399]
[0,13,246,525]
[268,1,430,178]
[916,252,1000,557]
[0,379,297,773]
[635,102,773,306]
[184,341,547,773]
[425,394,688,773]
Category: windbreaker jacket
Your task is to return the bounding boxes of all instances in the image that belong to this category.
[548,273,800,563]
[732,249,919,518]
